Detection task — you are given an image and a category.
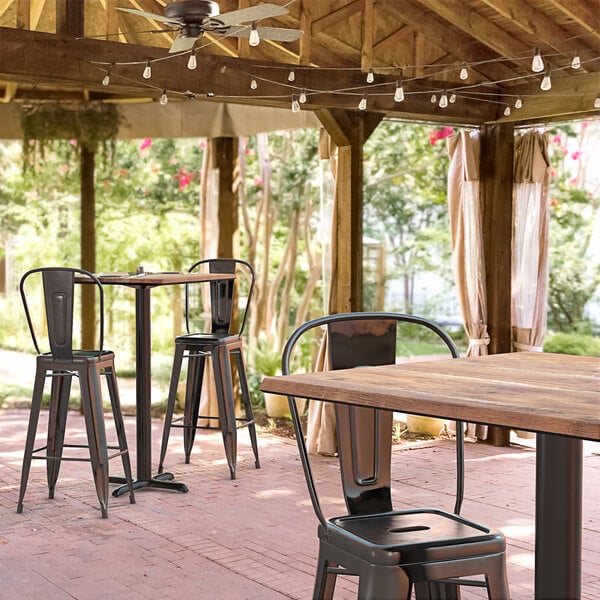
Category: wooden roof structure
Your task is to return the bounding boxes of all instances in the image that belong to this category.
[0,0,598,126]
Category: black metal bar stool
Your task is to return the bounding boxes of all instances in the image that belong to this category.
[158,258,260,480]
[17,267,135,518]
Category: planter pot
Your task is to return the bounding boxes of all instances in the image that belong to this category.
[406,414,446,436]
[264,393,306,418]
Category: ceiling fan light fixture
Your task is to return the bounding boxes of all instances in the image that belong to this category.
[249,22,260,46]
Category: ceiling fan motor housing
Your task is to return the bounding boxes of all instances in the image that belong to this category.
[164,1,220,21]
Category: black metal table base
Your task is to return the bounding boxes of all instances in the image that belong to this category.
[110,472,188,496]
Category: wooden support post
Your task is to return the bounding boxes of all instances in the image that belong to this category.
[80,146,96,351]
[480,123,514,446]
[211,137,238,258]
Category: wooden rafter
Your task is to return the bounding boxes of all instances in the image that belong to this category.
[298,0,312,65]
[361,0,374,72]
[312,0,362,35]
[546,0,600,42]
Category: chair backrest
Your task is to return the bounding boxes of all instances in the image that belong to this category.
[282,312,463,530]
[20,267,105,359]
[185,258,255,337]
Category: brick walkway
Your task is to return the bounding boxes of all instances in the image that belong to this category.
[1,408,598,599]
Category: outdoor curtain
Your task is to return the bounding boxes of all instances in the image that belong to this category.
[447,130,488,440]
[512,131,550,353]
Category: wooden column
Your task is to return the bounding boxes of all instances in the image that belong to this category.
[480,122,514,446]
[80,146,96,349]
[211,137,238,258]
[316,109,383,312]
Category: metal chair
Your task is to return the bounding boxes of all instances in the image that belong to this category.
[158,258,260,480]
[282,312,509,599]
[17,267,135,518]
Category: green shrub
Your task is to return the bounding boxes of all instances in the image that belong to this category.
[543,333,600,356]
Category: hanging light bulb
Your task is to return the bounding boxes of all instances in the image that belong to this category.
[142,61,152,79]
[449,93,457,104]
[299,89,307,103]
[430,94,437,103]
[250,76,258,90]
[459,63,468,80]
[291,96,300,113]
[594,95,600,109]
[571,53,581,70]
[187,52,197,70]
[358,95,367,110]
[102,72,110,86]
[503,105,511,117]
[540,70,552,91]
[159,89,168,105]
[288,69,296,82]
[439,91,448,108]
[394,80,404,102]
[515,96,523,109]
[249,22,260,46]
[531,48,544,73]
[366,68,374,84]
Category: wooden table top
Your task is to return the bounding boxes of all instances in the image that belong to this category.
[94,272,235,285]
[261,352,600,441]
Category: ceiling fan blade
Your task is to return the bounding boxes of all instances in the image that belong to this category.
[216,4,288,27]
[117,7,183,26]
[226,25,303,43]
[169,34,199,54]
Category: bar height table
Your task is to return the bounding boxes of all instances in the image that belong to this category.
[94,272,235,495]
[261,351,599,600]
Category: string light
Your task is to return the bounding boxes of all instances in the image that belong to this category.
[142,61,152,79]
[291,95,300,113]
[366,68,374,83]
[439,90,448,108]
[102,72,110,86]
[459,63,469,80]
[249,22,260,46]
[430,94,437,103]
[540,70,552,91]
[571,53,581,69]
[531,48,544,73]
[299,89,307,103]
[288,69,295,82]
[187,52,197,70]
[394,80,404,102]
[358,95,367,110]
[250,76,258,90]
[503,105,511,116]
[595,95,600,109]
[159,89,168,105]
[515,96,523,109]
[449,93,457,103]
[184,90,196,99]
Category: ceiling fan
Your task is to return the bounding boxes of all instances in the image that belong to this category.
[118,0,303,53]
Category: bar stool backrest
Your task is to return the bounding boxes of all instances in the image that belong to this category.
[20,267,104,359]
[186,258,255,337]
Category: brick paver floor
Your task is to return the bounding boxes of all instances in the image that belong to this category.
[1,408,598,599]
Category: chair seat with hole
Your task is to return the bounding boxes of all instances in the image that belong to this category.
[17,267,135,519]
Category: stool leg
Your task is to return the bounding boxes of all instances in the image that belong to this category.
[17,367,47,514]
[104,364,135,505]
[358,565,411,600]
[46,371,72,499]
[234,349,260,469]
[485,554,510,599]
[80,364,110,518]
[212,345,237,480]
[158,343,185,474]
[182,350,206,464]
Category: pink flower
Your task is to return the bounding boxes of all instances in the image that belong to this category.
[549,168,557,177]
[70,139,78,146]
[569,177,578,185]
[571,151,581,160]
[199,141,206,149]
[173,168,194,189]
[139,138,152,151]
[59,164,69,173]
[552,135,562,144]
[119,169,129,177]
[245,148,254,156]
[429,126,454,145]
[550,198,559,206]
[253,176,262,187]
[169,158,178,165]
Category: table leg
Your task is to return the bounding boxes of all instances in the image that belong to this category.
[535,433,582,599]
[113,286,188,495]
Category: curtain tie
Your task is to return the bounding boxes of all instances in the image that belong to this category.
[468,336,490,347]
[513,341,543,352]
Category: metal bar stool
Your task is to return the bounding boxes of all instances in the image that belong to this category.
[17,267,135,518]
[158,258,260,480]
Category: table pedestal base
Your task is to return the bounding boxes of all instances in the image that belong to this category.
[110,472,188,496]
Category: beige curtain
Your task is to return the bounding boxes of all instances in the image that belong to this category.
[512,131,550,353]
[447,131,488,440]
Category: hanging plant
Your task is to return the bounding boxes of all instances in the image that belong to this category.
[19,102,121,171]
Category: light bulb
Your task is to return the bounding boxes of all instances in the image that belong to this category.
[595,95,600,109]
[430,94,437,103]
[288,69,295,82]
[184,90,196,100]
[159,89,168,105]
[358,95,367,110]
[187,52,197,70]
[366,68,374,84]
[503,105,511,116]
[439,91,448,108]
[459,63,468,80]
[250,77,258,90]
[249,23,260,46]
[394,81,404,102]
[143,61,152,79]
[515,96,523,109]
[449,93,457,104]
[540,71,552,91]
[299,89,307,103]
[571,53,581,69]
[291,96,300,113]
[102,73,110,86]
[531,48,544,73]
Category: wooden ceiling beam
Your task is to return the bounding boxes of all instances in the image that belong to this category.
[15,0,29,28]
[312,0,362,34]
[361,0,374,71]
[298,0,312,65]
[56,0,83,37]
[546,0,600,42]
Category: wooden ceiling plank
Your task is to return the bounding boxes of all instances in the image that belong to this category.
[106,0,121,40]
[236,0,250,58]
[30,0,45,30]
[373,25,409,54]
[0,0,14,19]
[312,0,362,35]
[15,0,29,29]
[361,0,374,71]
[299,0,312,65]
[56,0,84,37]
[547,0,600,41]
